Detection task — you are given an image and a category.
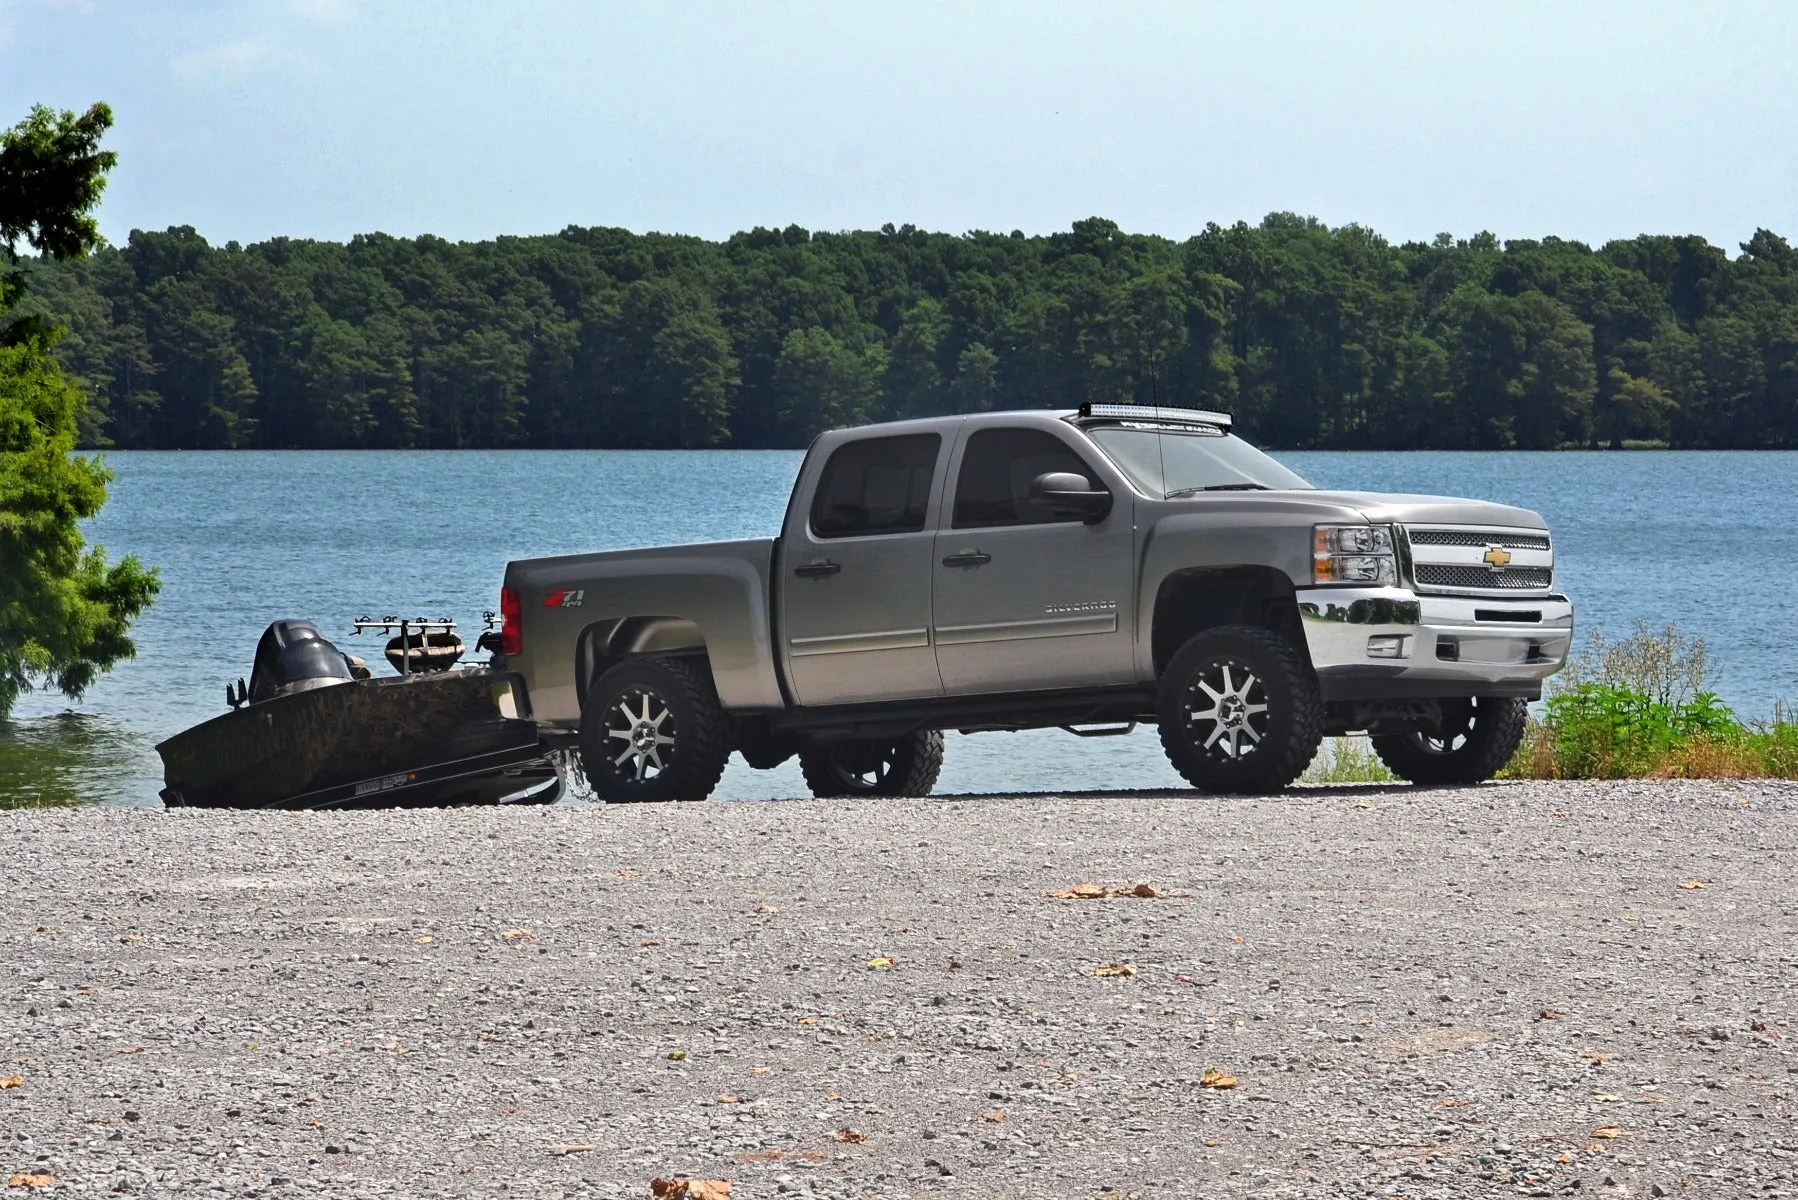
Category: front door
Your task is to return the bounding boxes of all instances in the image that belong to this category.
[778,431,947,707]
[931,424,1137,695]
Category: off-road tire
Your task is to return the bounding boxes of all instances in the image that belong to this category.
[1157,625,1325,795]
[578,656,733,803]
[1371,696,1528,786]
[798,731,945,798]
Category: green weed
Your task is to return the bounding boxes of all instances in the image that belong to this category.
[1304,737,1397,785]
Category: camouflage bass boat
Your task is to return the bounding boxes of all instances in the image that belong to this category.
[156,620,559,809]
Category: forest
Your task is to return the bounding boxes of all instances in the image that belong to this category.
[12,214,1798,451]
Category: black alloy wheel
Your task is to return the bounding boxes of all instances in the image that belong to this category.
[1370,696,1529,785]
[578,656,733,803]
[1157,624,1325,795]
[798,730,945,798]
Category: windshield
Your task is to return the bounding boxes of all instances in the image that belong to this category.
[1086,425,1312,496]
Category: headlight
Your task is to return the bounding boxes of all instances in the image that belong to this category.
[1314,525,1398,585]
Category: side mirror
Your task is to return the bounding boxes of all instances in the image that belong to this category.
[1028,471,1112,522]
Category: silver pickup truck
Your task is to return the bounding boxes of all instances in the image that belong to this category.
[497,405,1572,802]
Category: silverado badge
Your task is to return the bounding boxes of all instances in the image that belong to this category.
[1482,546,1512,570]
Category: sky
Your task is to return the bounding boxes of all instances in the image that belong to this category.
[3,0,1795,252]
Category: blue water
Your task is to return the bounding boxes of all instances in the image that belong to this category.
[4,449,1794,806]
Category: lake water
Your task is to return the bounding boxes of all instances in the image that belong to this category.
[5,449,1795,807]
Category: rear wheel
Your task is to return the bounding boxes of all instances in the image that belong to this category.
[799,731,945,798]
[1371,696,1528,785]
[579,657,732,803]
[1157,625,1324,795]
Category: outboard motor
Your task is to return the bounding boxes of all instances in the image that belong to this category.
[246,620,355,705]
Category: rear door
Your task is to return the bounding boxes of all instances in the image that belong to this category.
[931,423,1137,695]
[777,430,948,707]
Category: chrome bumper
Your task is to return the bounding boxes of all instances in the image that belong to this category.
[1296,586,1574,701]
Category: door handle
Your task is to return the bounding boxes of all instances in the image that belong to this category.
[941,551,992,568]
[794,559,842,578]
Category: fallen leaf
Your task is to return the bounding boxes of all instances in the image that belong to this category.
[831,1127,868,1143]
[1538,1009,1563,1021]
[118,933,141,943]
[1199,1067,1238,1089]
[866,956,894,969]
[1580,1051,1615,1063]
[0,1074,21,1090]
[650,1179,732,1200]
[1231,935,1246,944]
[1204,1137,1227,1147]
[751,1066,771,1075]
[1678,880,1708,890]
[754,904,779,915]
[716,1095,740,1104]
[642,939,664,947]
[1434,1098,1471,1108]
[798,1017,819,1026]
[666,1050,688,1061]
[117,1046,143,1055]
[1593,1093,1623,1102]
[1352,800,1371,809]
[1091,963,1138,978]
[501,928,538,942]
[1047,882,1163,900]
[1753,1020,1769,1032]
[980,1110,1006,1124]
[1551,810,1568,819]
[1554,1150,1575,1163]
[414,935,434,944]
[550,1144,596,1155]
[1589,1125,1626,1139]
[7,1174,53,1189]
[615,869,641,878]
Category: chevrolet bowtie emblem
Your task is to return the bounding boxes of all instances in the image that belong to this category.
[1482,545,1513,569]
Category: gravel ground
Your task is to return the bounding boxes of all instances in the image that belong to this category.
[3,780,1796,1199]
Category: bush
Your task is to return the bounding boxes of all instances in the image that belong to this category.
[1497,622,1798,780]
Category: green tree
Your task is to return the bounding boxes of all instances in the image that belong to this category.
[1,103,158,717]
[772,326,887,441]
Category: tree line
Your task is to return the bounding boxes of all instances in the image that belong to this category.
[14,213,1798,451]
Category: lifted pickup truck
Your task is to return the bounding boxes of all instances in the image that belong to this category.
[497,405,1572,802]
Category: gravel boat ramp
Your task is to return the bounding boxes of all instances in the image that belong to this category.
[3,780,1795,1198]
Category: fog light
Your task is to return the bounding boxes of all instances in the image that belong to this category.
[1366,634,1410,659]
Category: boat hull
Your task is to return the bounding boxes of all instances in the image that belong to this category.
[156,672,550,809]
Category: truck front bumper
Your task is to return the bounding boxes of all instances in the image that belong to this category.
[1296,587,1574,702]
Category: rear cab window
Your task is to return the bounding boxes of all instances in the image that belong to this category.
[809,433,942,538]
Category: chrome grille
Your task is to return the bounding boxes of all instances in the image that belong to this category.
[1408,529,1550,551]
[1414,564,1554,590]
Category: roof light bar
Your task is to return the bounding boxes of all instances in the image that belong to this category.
[1076,402,1233,430]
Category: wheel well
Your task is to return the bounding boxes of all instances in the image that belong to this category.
[575,616,706,708]
[1151,567,1305,678]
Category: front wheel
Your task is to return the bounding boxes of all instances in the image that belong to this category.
[1370,696,1528,785]
[1157,625,1324,795]
[798,731,945,798]
[578,657,733,803]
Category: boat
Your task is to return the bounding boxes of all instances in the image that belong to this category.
[156,619,560,810]
[384,628,466,673]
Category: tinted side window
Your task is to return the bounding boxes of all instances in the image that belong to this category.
[952,428,1102,528]
[809,433,941,538]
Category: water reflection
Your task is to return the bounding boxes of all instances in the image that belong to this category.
[0,713,154,809]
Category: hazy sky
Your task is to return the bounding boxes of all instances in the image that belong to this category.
[4,0,1794,251]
